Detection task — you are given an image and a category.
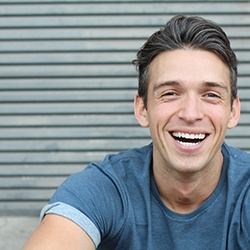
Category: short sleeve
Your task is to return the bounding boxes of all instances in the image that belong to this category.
[41,202,101,248]
[42,162,127,246]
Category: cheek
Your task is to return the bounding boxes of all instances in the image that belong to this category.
[209,109,232,131]
[148,107,168,122]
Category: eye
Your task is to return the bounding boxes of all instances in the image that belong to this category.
[161,91,177,97]
[162,91,177,97]
[206,93,219,98]
[203,92,222,104]
[205,93,220,98]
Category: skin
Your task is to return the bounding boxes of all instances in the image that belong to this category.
[134,49,240,213]
[23,214,95,250]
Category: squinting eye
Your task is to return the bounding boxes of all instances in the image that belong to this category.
[206,93,219,98]
[163,91,176,96]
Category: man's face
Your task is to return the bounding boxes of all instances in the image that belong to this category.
[135,49,240,174]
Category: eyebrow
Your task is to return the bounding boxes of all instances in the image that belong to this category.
[201,81,229,92]
[153,80,229,93]
[153,81,181,92]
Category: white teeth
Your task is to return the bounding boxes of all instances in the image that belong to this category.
[172,132,206,147]
[177,141,199,147]
[172,132,205,140]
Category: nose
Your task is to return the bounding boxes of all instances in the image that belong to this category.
[178,94,204,123]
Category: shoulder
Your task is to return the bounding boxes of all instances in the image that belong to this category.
[47,143,153,243]
[222,143,250,188]
[222,143,250,204]
[222,143,250,242]
[91,144,152,183]
[64,143,153,185]
[102,142,153,168]
[50,143,153,209]
[223,142,250,161]
[222,142,250,169]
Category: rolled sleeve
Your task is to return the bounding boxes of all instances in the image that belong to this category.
[40,202,101,248]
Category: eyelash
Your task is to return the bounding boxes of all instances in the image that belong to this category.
[164,91,176,96]
[204,93,220,98]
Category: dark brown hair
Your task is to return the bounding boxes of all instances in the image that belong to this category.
[132,15,238,107]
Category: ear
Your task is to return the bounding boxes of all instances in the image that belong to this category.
[227,96,241,129]
[134,94,149,127]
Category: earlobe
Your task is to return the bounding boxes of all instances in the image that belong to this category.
[228,96,241,129]
[134,94,149,127]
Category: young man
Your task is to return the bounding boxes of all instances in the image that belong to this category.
[24,15,249,249]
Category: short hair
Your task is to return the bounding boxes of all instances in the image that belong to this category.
[132,15,238,107]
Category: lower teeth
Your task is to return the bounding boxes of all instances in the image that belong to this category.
[177,140,199,147]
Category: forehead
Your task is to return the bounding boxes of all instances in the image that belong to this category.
[148,49,230,89]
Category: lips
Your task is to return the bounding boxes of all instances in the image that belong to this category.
[171,132,207,147]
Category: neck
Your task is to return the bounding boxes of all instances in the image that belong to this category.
[153,155,223,214]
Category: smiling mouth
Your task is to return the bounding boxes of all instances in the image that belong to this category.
[171,132,207,147]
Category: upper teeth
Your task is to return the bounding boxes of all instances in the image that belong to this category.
[172,132,205,140]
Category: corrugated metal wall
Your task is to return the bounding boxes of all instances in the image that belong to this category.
[0,0,250,215]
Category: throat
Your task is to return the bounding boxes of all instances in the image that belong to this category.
[154,170,214,214]
[162,185,205,213]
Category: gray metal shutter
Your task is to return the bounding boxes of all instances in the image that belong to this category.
[0,1,250,215]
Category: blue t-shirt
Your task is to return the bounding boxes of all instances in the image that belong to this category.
[41,142,250,249]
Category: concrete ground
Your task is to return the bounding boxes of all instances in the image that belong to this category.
[0,216,39,250]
